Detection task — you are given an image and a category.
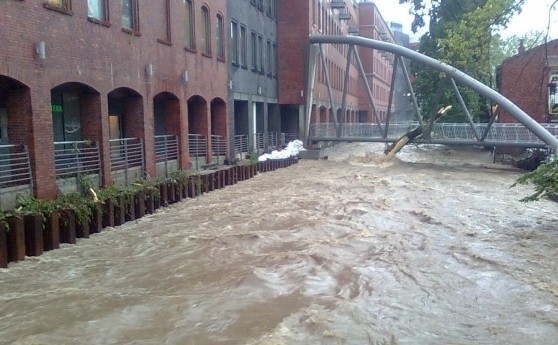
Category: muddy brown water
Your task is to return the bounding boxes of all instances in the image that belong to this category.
[1,143,557,345]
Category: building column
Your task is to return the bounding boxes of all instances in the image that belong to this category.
[9,87,57,199]
[248,99,255,153]
[263,101,269,151]
[81,92,112,187]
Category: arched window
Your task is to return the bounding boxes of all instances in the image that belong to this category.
[216,14,225,60]
[184,0,195,50]
[200,6,211,55]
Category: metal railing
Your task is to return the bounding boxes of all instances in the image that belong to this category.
[188,134,207,157]
[310,122,558,147]
[155,135,179,177]
[155,135,179,162]
[284,132,299,143]
[0,144,33,188]
[255,133,265,150]
[211,135,227,164]
[54,141,101,180]
[110,138,144,185]
[234,134,249,155]
[267,132,282,149]
[211,135,227,156]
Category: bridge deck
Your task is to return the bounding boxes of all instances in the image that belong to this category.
[310,123,558,148]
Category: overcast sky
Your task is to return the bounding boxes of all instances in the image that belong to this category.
[374,0,558,41]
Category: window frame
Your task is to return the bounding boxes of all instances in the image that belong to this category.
[266,0,275,19]
[87,0,110,27]
[43,0,73,15]
[272,42,277,78]
[258,34,264,74]
[184,0,196,52]
[157,0,172,45]
[230,20,239,66]
[121,0,140,35]
[239,24,248,69]
[251,31,258,72]
[266,40,272,78]
[200,5,212,56]
[215,13,225,61]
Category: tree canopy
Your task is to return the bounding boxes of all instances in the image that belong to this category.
[399,0,526,122]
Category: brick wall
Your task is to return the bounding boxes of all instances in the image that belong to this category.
[498,40,558,123]
[0,0,228,199]
[277,0,309,105]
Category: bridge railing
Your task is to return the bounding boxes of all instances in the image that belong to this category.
[311,122,558,146]
[307,35,558,149]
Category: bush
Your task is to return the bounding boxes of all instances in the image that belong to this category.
[512,155,558,202]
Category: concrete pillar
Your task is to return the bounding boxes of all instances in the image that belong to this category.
[248,99,255,152]
[263,101,269,151]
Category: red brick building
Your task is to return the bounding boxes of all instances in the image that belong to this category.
[1,0,403,206]
[357,2,396,123]
[0,0,228,203]
[497,39,558,124]
[277,0,395,135]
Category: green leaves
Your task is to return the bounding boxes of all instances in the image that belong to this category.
[401,0,527,123]
[512,156,558,202]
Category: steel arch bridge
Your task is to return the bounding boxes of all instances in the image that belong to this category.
[305,35,558,151]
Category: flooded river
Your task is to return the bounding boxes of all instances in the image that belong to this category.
[1,143,557,345]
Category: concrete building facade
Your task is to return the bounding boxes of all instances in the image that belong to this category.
[227,0,280,155]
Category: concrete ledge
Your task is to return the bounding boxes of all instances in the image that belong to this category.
[299,149,328,160]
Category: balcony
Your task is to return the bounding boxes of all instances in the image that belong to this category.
[331,0,346,9]
[339,12,352,21]
[348,26,359,35]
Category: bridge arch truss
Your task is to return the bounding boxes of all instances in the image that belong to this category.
[305,35,558,150]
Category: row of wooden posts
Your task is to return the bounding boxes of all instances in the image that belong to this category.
[0,157,298,269]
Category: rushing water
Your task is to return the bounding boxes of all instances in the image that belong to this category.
[1,143,557,345]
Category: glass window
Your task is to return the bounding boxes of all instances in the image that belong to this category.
[121,0,139,31]
[44,0,71,10]
[240,25,247,67]
[267,0,275,18]
[88,0,106,21]
[200,6,211,54]
[258,35,264,73]
[161,0,172,43]
[184,0,195,50]
[267,40,272,77]
[272,43,277,77]
[251,32,257,71]
[231,21,238,64]
[216,14,225,59]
